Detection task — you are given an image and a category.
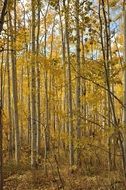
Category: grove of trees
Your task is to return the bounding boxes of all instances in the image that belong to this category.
[1,0,126,189]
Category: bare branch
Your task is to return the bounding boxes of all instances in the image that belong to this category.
[0,0,8,35]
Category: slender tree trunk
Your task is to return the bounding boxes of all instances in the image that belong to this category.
[123,0,126,178]
[36,0,41,163]
[20,66,24,145]
[0,53,3,190]
[27,65,31,146]
[22,5,31,147]
[9,1,20,165]
[100,0,118,171]
[44,3,49,174]
[63,0,74,168]
[81,29,86,136]
[75,0,81,166]
[31,0,37,168]
[7,17,13,159]
[99,0,117,126]
[58,1,67,153]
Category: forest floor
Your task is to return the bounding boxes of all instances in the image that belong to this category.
[3,163,126,190]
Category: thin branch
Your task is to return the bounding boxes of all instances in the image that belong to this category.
[0,0,8,35]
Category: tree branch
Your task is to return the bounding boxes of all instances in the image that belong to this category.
[0,0,8,35]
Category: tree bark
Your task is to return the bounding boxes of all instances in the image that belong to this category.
[0,0,8,34]
[36,0,41,163]
[7,16,13,159]
[31,0,37,168]
[123,0,126,178]
[75,0,81,166]
[9,1,20,165]
[0,53,3,190]
[63,0,74,168]
[0,1,8,188]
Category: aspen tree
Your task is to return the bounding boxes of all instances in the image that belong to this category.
[7,16,13,159]
[0,1,8,187]
[9,1,20,165]
[58,1,68,153]
[31,0,37,168]
[99,0,121,171]
[0,53,3,190]
[44,3,49,174]
[36,0,41,162]
[20,66,24,144]
[75,0,81,166]
[63,0,74,167]
[123,0,126,177]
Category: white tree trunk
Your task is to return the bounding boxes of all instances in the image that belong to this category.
[31,0,37,168]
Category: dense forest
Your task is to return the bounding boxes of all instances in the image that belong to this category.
[1,0,126,189]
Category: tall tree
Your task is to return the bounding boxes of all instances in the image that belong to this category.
[43,3,49,174]
[75,0,81,166]
[63,0,74,168]
[36,0,41,163]
[7,15,13,159]
[31,0,37,168]
[9,0,20,165]
[0,53,3,190]
[0,1,8,189]
[123,0,126,177]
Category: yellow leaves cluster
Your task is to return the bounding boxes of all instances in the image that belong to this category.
[115,84,122,98]
[15,28,30,51]
[109,0,119,7]
[86,91,104,105]
[0,39,5,50]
